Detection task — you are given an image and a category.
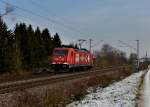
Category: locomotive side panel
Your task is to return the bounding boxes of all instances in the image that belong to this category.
[74,50,93,68]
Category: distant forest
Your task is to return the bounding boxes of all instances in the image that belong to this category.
[0,19,62,73]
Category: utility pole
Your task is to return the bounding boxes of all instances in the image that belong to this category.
[136,40,140,69]
[78,39,86,49]
[118,40,140,70]
[89,39,92,52]
[146,51,147,58]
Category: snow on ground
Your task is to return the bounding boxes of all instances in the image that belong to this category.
[67,71,145,107]
[143,68,150,107]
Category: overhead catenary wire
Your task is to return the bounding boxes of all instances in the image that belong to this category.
[0,0,93,38]
[28,0,65,35]
[28,0,57,34]
[118,40,140,69]
[0,3,13,18]
[29,0,65,20]
[12,13,69,37]
[29,0,93,38]
[118,40,136,51]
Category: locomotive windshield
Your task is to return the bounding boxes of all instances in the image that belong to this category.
[53,50,68,56]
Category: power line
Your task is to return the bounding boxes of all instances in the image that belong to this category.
[89,39,92,52]
[118,40,136,51]
[0,0,92,38]
[0,2,13,18]
[91,40,103,48]
[29,0,64,20]
[118,40,140,69]
[29,0,56,33]
[0,0,58,23]
[28,0,93,37]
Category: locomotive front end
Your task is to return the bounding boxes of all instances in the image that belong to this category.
[51,48,69,70]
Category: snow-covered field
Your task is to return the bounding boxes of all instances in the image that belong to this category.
[67,71,145,107]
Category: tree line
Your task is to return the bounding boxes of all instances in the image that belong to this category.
[93,44,138,68]
[0,19,61,73]
[0,18,142,73]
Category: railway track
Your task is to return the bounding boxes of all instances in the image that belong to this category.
[0,65,130,94]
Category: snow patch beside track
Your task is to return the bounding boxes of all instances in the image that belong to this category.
[67,71,145,107]
[143,69,150,107]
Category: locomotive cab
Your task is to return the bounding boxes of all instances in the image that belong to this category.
[51,48,74,70]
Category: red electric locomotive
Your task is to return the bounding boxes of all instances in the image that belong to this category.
[51,47,93,71]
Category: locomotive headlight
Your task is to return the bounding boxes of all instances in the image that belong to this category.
[63,62,68,65]
[52,62,56,64]
[63,62,69,68]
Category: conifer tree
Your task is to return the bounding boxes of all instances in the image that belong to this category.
[53,33,61,47]
[41,28,53,55]
[14,23,29,68]
[0,18,14,72]
[0,20,63,72]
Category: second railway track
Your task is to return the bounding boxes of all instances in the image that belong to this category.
[0,66,130,94]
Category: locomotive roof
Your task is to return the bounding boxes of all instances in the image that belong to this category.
[55,47,90,52]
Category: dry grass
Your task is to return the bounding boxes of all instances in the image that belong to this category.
[12,90,42,107]
[42,79,88,107]
[8,66,133,107]
[0,70,33,83]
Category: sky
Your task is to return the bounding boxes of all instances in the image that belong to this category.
[0,0,150,57]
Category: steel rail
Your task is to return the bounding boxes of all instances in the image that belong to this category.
[0,65,130,94]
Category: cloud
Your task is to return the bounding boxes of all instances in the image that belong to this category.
[3,0,150,57]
